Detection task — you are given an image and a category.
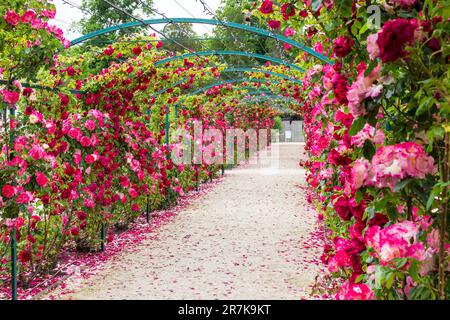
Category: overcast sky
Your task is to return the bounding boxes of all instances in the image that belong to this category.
[52,0,222,40]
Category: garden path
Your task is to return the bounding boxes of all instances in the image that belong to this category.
[54,143,321,299]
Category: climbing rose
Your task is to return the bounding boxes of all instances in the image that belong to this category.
[156,41,163,48]
[368,142,435,190]
[366,34,379,60]
[377,18,418,63]
[284,27,296,37]
[21,10,36,23]
[132,46,142,55]
[70,226,79,236]
[333,36,354,57]
[259,1,274,14]
[365,221,422,264]
[2,90,20,105]
[66,66,76,76]
[4,10,20,26]
[85,119,96,131]
[281,3,296,20]
[103,46,114,56]
[351,124,385,148]
[268,20,280,29]
[2,185,15,198]
[336,283,375,300]
[331,73,348,105]
[16,191,34,204]
[18,250,32,264]
[351,158,370,190]
[299,9,308,18]
[128,188,138,199]
[35,172,48,187]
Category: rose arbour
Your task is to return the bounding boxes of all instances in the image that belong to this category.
[0,0,449,301]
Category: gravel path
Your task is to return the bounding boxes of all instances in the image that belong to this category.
[56,143,321,300]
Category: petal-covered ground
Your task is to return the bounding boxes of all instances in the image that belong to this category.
[46,143,324,300]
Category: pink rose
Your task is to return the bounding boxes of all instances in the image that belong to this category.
[366,34,379,60]
[2,90,20,105]
[284,27,296,37]
[336,283,375,300]
[128,188,138,199]
[4,10,20,26]
[21,10,36,23]
[16,191,34,204]
[84,119,96,131]
[35,171,48,187]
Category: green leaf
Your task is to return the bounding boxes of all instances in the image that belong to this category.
[348,117,366,136]
[393,179,410,192]
[426,189,436,210]
[409,260,419,282]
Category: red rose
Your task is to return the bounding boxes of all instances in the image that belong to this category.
[35,171,48,187]
[299,9,308,18]
[333,196,352,221]
[70,226,79,236]
[103,46,114,56]
[132,46,142,55]
[18,250,32,264]
[77,211,87,220]
[268,20,280,29]
[331,73,349,105]
[156,41,163,49]
[259,0,273,14]
[281,3,296,20]
[2,184,15,198]
[333,36,355,58]
[377,18,418,63]
[66,66,76,76]
[131,204,140,212]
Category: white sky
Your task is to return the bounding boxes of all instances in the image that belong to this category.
[51,0,222,40]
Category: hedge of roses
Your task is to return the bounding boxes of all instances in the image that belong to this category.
[254,0,449,300]
[0,1,286,294]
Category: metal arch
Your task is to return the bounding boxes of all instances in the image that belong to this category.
[69,18,332,64]
[243,93,299,104]
[176,78,280,105]
[222,68,302,85]
[153,67,301,98]
[154,51,305,72]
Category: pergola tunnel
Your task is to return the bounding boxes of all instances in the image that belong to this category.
[0,0,448,301]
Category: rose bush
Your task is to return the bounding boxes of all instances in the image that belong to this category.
[254,0,449,300]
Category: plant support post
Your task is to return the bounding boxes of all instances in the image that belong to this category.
[11,228,17,300]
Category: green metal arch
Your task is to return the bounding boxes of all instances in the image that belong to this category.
[222,68,302,85]
[154,51,304,72]
[177,78,280,105]
[153,67,301,99]
[69,18,332,64]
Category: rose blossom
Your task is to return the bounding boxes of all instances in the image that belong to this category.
[2,185,16,198]
[366,34,379,60]
[376,18,418,62]
[4,10,20,26]
[336,283,375,300]
[333,36,354,57]
[268,20,280,29]
[21,10,36,23]
[35,171,48,187]
[259,1,273,14]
